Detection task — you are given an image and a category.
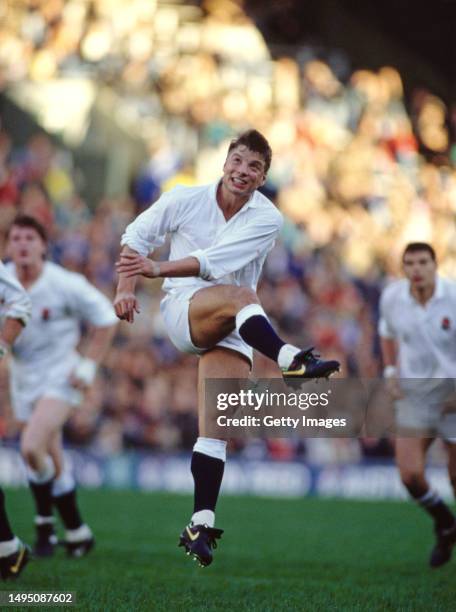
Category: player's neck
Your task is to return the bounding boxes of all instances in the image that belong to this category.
[217,182,250,220]
[16,261,44,288]
[411,282,435,306]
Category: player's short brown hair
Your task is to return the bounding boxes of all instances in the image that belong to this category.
[402,242,436,262]
[228,129,272,173]
[8,215,48,243]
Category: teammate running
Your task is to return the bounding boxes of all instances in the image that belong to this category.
[6,215,117,558]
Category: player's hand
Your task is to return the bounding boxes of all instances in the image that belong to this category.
[113,290,140,323]
[115,253,160,279]
[385,376,403,400]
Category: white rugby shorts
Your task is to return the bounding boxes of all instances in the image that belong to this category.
[160,288,253,365]
[10,353,83,422]
[395,379,456,442]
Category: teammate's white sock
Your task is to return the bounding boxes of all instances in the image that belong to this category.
[52,463,76,497]
[191,510,215,528]
[65,524,92,543]
[417,489,441,507]
[277,344,300,370]
[34,515,55,526]
[27,455,55,484]
[0,537,20,557]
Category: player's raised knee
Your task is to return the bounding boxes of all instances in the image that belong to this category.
[20,438,43,469]
[229,286,259,310]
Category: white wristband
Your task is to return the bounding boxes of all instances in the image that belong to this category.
[383,365,397,379]
[0,341,8,360]
[73,357,97,386]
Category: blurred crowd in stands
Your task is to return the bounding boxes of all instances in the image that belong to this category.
[0,0,455,463]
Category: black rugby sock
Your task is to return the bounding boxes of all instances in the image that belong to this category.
[238,315,285,362]
[53,489,83,530]
[0,489,14,542]
[29,480,54,519]
[413,488,455,530]
[191,452,225,513]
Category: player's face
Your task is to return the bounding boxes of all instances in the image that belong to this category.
[221,145,267,198]
[7,226,46,266]
[402,250,436,290]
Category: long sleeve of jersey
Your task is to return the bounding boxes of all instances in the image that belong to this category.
[0,262,31,326]
[120,191,178,256]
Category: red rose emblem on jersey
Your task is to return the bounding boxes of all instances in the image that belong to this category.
[41,308,50,321]
[441,317,451,330]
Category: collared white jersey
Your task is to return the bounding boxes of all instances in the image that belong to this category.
[0,262,31,326]
[378,276,456,377]
[121,182,283,293]
[5,261,117,376]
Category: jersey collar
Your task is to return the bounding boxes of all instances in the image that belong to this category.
[405,275,444,305]
[212,180,261,214]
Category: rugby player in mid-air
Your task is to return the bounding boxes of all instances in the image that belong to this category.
[115,130,340,566]
[0,261,32,578]
[379,242,456,568]
[6,216,117,558]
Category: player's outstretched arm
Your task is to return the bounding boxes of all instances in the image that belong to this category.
[0,263,32,358]
[115,253,200,279]
[380,336,403,399]
[114,246,142,323]
[0,317,26,360]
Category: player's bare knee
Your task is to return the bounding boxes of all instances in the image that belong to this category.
[230,286,259,312]
[400,471,427,496]
[20,437,44,469]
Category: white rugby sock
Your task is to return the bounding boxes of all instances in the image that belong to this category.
[65,524,92,543]
[191,510,215,528]
[0,537,20,557]
[235,304,268,331]
[52,463,76,497]
[193,437,227,462]
[277,344,300,369]
[27,455,55,484]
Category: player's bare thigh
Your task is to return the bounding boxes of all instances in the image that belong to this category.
[395,437,434,484]
[21,397,72,466]
[189,284,259,349]
[48,430,64,477]
[197,347,251,438]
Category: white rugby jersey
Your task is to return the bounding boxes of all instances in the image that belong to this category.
[121,182,283,293]
[0,262,31,326]
[378,277,456,377]
[5,261,117,375]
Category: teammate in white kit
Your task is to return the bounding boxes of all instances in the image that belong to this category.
[114,130,340,566]
[6,215,117,558]
[379,242,456,568]
[0,261,32,578]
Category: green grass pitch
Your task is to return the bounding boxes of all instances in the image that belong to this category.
[3,488,456,611]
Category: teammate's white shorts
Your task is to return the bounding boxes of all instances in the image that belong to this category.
[395,379,456,442]
[160,288,253,365]
[10,353,83,422]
